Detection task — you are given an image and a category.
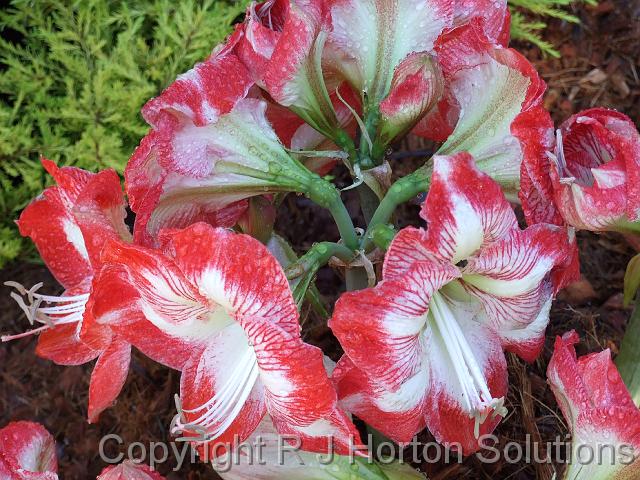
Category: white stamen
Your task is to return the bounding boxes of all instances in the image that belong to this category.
[429,293,507,438]
[3,281,89,342]
[171,347,259,442]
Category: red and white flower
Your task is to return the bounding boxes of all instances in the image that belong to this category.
[414,19,547,197]
[97,461,166,480]
[98,223,358,455]
[524,108,640,232]
[127,46,328,247]
[0,421,58,479]
[4,160,134,422]
[547,331,640,479]
[330,153,573,453]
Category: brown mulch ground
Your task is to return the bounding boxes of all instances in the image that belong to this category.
[1,2,639,479]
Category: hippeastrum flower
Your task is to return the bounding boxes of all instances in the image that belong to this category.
[330,153,573,454]
[535,108,640,233]
[0,421,58,479]
[212,415,426,480]
[97,461,166,480]
[547,331,640,480]
[233,0,348,144]
[127,47,337,247]
[98,223,359,455]
[414,19,547,197]
[3,160,135,422]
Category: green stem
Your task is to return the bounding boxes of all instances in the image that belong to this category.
[306,178,359,250]
[285,242,355,281]
[362,166,431,251]
[616,296,640,407]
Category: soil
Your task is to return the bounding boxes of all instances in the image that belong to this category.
[1,2,639,479]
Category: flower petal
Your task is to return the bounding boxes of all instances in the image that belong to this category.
[100,240,216,344]
[330,260,459,391]
[420,153,518,264]
[0,421,57,477]
[179,322,266,447]
[435,22,545,192]
[36,323,102,366]
[160,224,300,337]
[97,460,166,480]
[88,339,131,423]
[422,306,508,454]
[325,0,453,102]
[333,355,431,443]
[462,224,572,297]
[17,164,93,290]
[87,265,193,371]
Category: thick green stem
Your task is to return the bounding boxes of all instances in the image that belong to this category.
[616,297,640,407]
[306,178,359,250]
[362,167,431,251]
[285,242,355,280]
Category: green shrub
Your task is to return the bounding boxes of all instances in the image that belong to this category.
[509,0,598,57]
[0,0,247,267]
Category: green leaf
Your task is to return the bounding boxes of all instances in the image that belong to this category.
[623,253,640,307]
[616,299,640,407]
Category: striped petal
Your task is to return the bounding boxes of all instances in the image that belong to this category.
[87,339,131,423]
[420,153,518,264]
[548,108,640,231]
[333,355,431,443]
[460,224,573,361]
[547,331,640,480]
[0,422,58,479]
[324,0,453,103]
[330,260,459,392]
[433,21,545,193]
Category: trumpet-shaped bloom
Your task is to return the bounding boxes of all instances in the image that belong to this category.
[127,47,325,247]
[97,461,166,480]
[330,153,573,453]
[547,331,640,480]
[4,160,134,422]
[523,108,640,232]
[98,223,358,455]
[413,20,547,196]
[0,421,58,479]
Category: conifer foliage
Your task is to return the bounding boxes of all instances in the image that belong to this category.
[0,0,246,267]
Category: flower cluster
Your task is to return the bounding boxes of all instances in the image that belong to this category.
[3,0,639,478]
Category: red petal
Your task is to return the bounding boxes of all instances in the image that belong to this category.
[331,260,459,391]
[0,421,57,476]
[36,323,102,366]
[17,184,92,291]
[423,316,508,455]
[142,54,252,129]
[420,153,518,263]
[333,356,430,444]
[179,325,266,446]
[452,0,509,43]
[88,339,131,423]
[516,107,565,226]
[462,224,574,361]
[160,224,300,337]
[97,461,166,480]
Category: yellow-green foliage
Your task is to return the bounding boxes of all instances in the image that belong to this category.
[508,0,597,57]
[0,0,247,267]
